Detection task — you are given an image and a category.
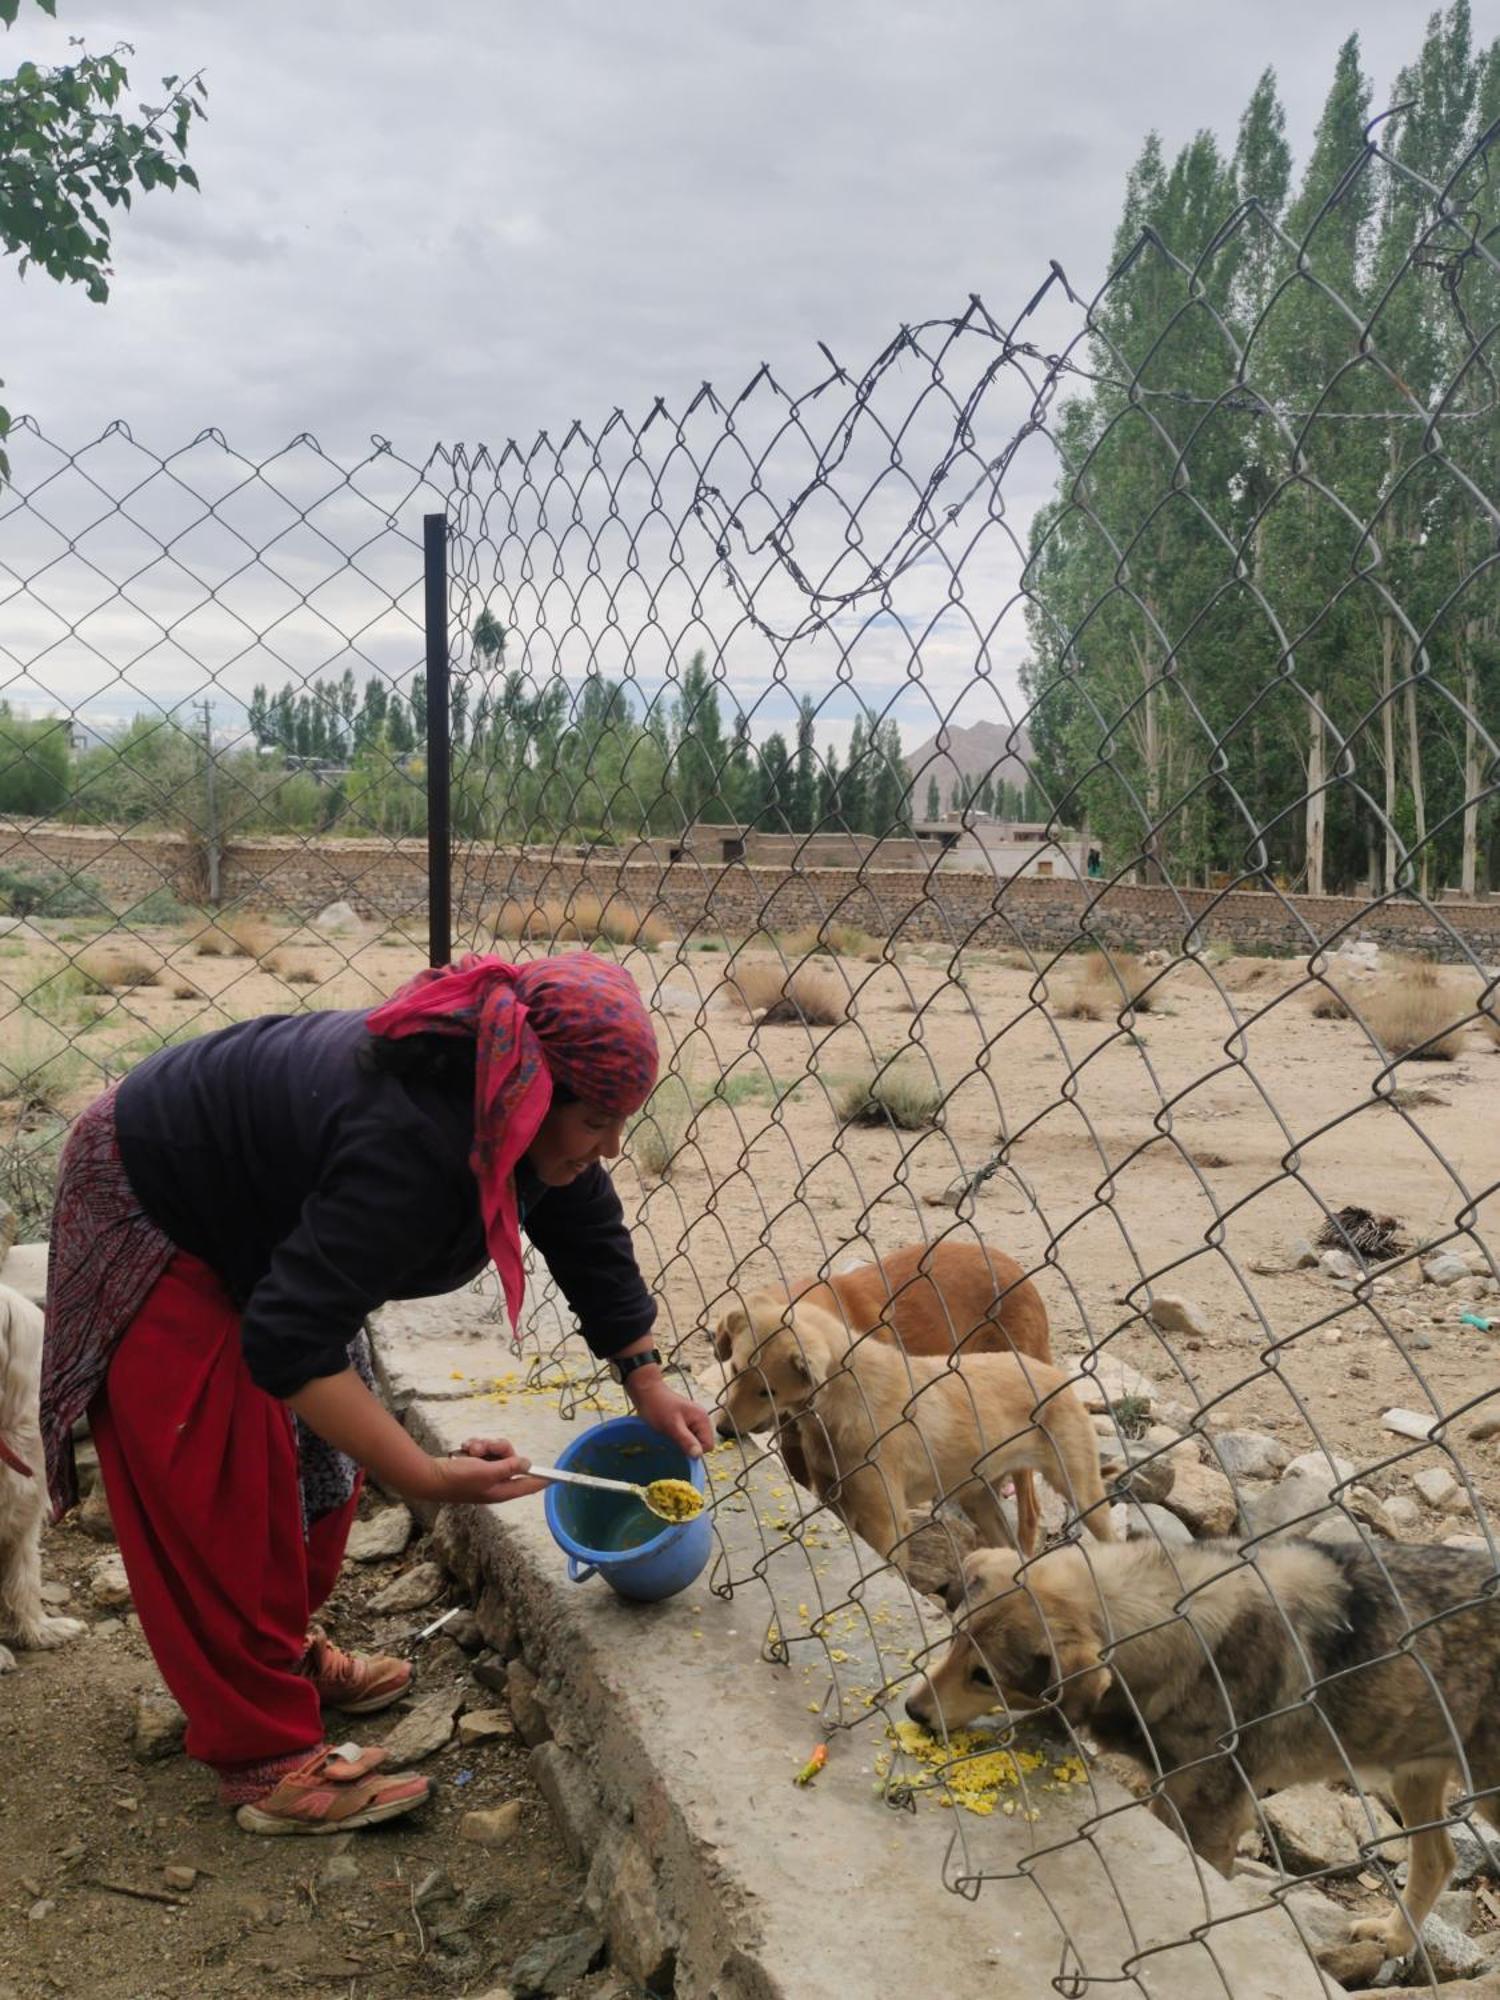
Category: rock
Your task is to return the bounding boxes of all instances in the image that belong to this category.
[510,1926,606,1998]
[1415,1912,1487,1980]
[1319,1248,1362,1281]
[1451,1817,1500,1884]
[1424,1251,1471,1287]
[1281,1884,1351,1955]
[27,1900,55,1922]
[1119,1500,1194,1548]
[1316,1938,1386,1987]
[77,1489,115,1543]
[1307,1514,1364,1548]
[1074,1356,1157,1415]
[1290,1239,1321,1270]
[313,899,359,934]
[1383,1407,1440,1443]
[38,1580,71,1606]
[1146,1294,1210,1339]
[530,1741,605,1865]
[1435,1889,1477,1932]
[459,1801,525,1848]
[1468,1412,1500,1442]
[368,1562,446,1614]
[1343,1486,1396,1538]
[1114,1446,1176,1508]
[1159,1459,1237,1538]
[471,1652,510,1695]
[88,1554,131,1609]
[446,1608,483,1651]
[162,1865,198,1892]
[413,1868,458,1909]
[345,1506,415,1561]
[322,1854,360,1887]
[1283,1450,1355,1493]
[506,1658,550,1746]
[1384,1494,1422,1535]
[1262,1787,1404,1876]
[1413,1466,1462,1510]
[2,1241,46,1304]
[457,1708,515,1747]
[1210,1431,1292,1483]
[381,1691,463,1764]
[592,1831,671,1991]
[132,1693,187,1762]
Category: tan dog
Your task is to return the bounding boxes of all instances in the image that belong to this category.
[714,1294,1112,1567]
[908,1538,1500,1963]
[713,1241,1054,1548]
[0,1283,87,1671]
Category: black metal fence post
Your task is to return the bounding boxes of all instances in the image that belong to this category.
[423,511,452,968]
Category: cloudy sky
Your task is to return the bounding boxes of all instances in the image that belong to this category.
[0,0,1445,748]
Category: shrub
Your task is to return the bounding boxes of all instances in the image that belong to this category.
[836,1061,943,1131]
[79,948,160,991]
[778,920,878,962]
[727,961,847,1026]
[1306,981,1351,1020]
[170,981,202,1001]
[282,963,319,986]
[0,867,109,919]
[0,1120,69,1237]
[0,1026,84,1117]
[1361,977,1468,1061]
[627,1075,696,1179]
[121,885,190,925]
[1057,950,1156,1020]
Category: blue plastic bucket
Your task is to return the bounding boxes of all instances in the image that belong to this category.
[543,1415,711,1602]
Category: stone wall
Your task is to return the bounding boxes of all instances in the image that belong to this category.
[3,818,1498,962]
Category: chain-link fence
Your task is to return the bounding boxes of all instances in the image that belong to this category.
[3,112,1500,1995]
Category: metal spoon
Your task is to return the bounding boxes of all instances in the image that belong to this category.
[529,1463,704,1523]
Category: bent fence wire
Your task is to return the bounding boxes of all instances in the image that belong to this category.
[2,122,1500,1992]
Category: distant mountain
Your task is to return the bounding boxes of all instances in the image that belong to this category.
[904,717,1035,808]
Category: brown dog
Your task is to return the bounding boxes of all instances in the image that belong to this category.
[712,1241,1053,1548]
[714,1295,1112,1567]
[908,1538,1500,1963]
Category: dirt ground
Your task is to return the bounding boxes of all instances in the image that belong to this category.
[2,909,1498,1996]
[2,908,1497,1509]
[0,1490,610,2000]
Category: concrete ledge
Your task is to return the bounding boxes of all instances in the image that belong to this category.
[374,1288,1330,2000]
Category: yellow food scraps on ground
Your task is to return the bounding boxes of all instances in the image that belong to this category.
[645,1478,704,1522]
[879,1722,1090,1818]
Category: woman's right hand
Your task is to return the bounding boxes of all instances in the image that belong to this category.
[427,1438,546,1506]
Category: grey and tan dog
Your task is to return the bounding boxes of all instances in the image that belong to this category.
[907,1536,1500,1962]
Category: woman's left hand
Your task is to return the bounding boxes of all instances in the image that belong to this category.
[628,1374,715,1459]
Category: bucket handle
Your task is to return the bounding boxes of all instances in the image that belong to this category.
[566,1555,598,1585]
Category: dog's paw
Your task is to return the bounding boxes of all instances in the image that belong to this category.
[1348,1912,1415,1961]
[0,1642,15,1673]
[19,1615,88,1651]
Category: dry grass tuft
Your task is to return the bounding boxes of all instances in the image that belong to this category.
[1361,975,1468,1061]
[1306,981,1352,1020]
[778,920,876,961]
[726,960,848,1026]
[1055,950,1156,1021]
[282,962,319,986]
[627,1076,695,1179]
[170,981,202,1001]
[836,1061,944,1131]
[79,948,159,991]
[495,892,668,950]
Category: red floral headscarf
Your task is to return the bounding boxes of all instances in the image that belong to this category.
[366,952,658,1333]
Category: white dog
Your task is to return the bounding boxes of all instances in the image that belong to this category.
[0,1282,87,1670]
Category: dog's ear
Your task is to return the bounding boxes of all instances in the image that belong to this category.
[785,1337,828,1387]
[1053,1642,1112,1721]
[941,1573,968,1616]
[714,1308,750,1360]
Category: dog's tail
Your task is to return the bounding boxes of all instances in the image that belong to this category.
[0,1434,33,1479]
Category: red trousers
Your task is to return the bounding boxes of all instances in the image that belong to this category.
[89,1251,359,1770]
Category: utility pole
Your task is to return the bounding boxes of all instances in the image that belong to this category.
[200,698,221,906]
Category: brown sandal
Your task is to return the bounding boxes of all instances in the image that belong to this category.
[234,1742,430,1836]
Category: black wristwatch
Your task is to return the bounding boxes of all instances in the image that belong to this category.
[614,1347,662,1385]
